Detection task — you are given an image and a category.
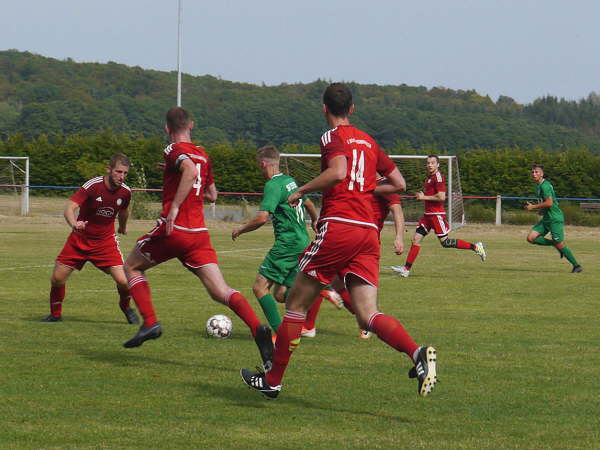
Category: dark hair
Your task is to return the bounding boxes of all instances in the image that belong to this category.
[531,164,544,171]
[427,155,440,163]
[257,145,280,162]
[109,153,130,168]
[166,107,191,133]
[323,83,353,117]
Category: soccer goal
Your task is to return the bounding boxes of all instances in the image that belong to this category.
[0,156,29,216]
[279,154,465,229]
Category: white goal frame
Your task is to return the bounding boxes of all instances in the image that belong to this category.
[0,156,30,215]
[280,154,465,230]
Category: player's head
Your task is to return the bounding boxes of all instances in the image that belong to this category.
[165,107,194,138]
[257,145,280,177]
[323,83,354,119]
[531,164,544,183]
[106,153,130,188]
[426,155,440,174]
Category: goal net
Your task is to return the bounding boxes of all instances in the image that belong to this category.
[0,156,29,216]
[279,154,465,229]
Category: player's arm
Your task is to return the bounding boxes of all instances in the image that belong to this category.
[64,200,87,231]
[389,203,405,255]
[303,198,319,233]
[166,158,197,235]
[117,207,129,235]
[231,211,269,240]
[416,191,446,202]
[204,182,217,202]
[525,196,552,211]
[288,155,346,206]
[374,167,406,194]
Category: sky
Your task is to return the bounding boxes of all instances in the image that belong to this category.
[2,0,599,104]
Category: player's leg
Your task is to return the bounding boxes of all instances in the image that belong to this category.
[550,223,581,272]
[527,222,564,259]
[43,262,74,322]
[104,265,139,324]
[392,227,426,277]
[252,273,281,331]
[301,295,323,337]
[434,215,486,260]
[349,275,437,396]
[122,248,162,348]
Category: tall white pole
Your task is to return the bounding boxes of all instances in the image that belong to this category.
[177,0,183,106]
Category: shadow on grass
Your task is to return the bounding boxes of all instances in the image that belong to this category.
[28,315,128,325]
[192,379,412,423]
[74,347,192,368]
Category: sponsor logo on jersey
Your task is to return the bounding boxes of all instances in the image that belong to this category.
[97,207,115,218]
[285,181,297,192]
[116,198,123,206]
[96,196,103,202]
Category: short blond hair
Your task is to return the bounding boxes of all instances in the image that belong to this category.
[257,145,280,164]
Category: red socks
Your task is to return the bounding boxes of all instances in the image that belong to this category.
[227,291,261,338]
[368,313,418,358]
[405,244,421,268]
[49,286,65,318]
[456,239,474,250]
[339,288,354,314]
[303,296,323,330]
[128,275,157,327]
[267,311,305,386]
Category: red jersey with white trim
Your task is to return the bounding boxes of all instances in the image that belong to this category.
[70,177,131,239]
[423,170,446,215]
[372,193,401,231]
[319,125,396,229]
[161,142,214,231]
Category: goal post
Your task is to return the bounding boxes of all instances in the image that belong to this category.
[0,156,29,216]
[279,154,465,230]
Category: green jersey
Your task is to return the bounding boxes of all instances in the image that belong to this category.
[259,173,309,251]
[535,179,564,222]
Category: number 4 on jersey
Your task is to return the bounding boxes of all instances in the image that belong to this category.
[349,149,365,191]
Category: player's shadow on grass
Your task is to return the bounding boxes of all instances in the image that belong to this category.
[192,380,412,423]
[28,315,129,325]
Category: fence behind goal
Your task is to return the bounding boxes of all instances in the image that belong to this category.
[279,154,465,229]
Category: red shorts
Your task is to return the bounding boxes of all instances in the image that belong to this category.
[56,232,124,271]
[298,221,380,286]
[136,223,218,269]
[418,214,451,237]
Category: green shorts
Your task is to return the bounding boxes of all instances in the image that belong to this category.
[258,246,303,288]
[532,219,564,243]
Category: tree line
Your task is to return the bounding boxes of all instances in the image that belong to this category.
[2,132,600,199]
[2,50,600,153]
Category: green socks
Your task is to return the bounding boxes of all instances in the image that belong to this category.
[560,246,579,267]
[258,294,281,331]
[533,236,554,246]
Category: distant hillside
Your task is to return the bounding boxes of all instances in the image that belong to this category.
[1,50,600,152]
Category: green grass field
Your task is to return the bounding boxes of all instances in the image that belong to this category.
[1,215,599,449]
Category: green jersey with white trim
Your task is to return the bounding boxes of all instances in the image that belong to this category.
[259,173,310,251]
[535,179,564,222]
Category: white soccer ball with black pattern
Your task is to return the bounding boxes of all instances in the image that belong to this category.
[205,314,233,339]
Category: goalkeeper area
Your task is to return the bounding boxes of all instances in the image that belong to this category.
[1,216,598,448]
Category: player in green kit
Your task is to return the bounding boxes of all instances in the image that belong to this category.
[525,164,582,273]
[232,146,319,332]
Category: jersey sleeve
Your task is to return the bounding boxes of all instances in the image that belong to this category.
[320,130,345,162]
[259,181,281,213]
[435,173,447,193]
[540,182,554,199]
[70,186,91,206]
[164,144,189,171]
[376,147,396,177]
[205,158,215,187]
[122,190,132,209]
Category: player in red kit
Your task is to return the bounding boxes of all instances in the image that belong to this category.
[42,153,138,324]
[241,83,437,398]
[392,155,486,277]
[122,107,273,368]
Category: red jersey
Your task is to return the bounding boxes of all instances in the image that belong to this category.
[372,193,402,231]
[423,170,446,215]
[70,177,131,239]
[319,125,396,229]
[161,142,214,231]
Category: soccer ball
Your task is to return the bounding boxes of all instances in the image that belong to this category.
[205,314,233,339]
